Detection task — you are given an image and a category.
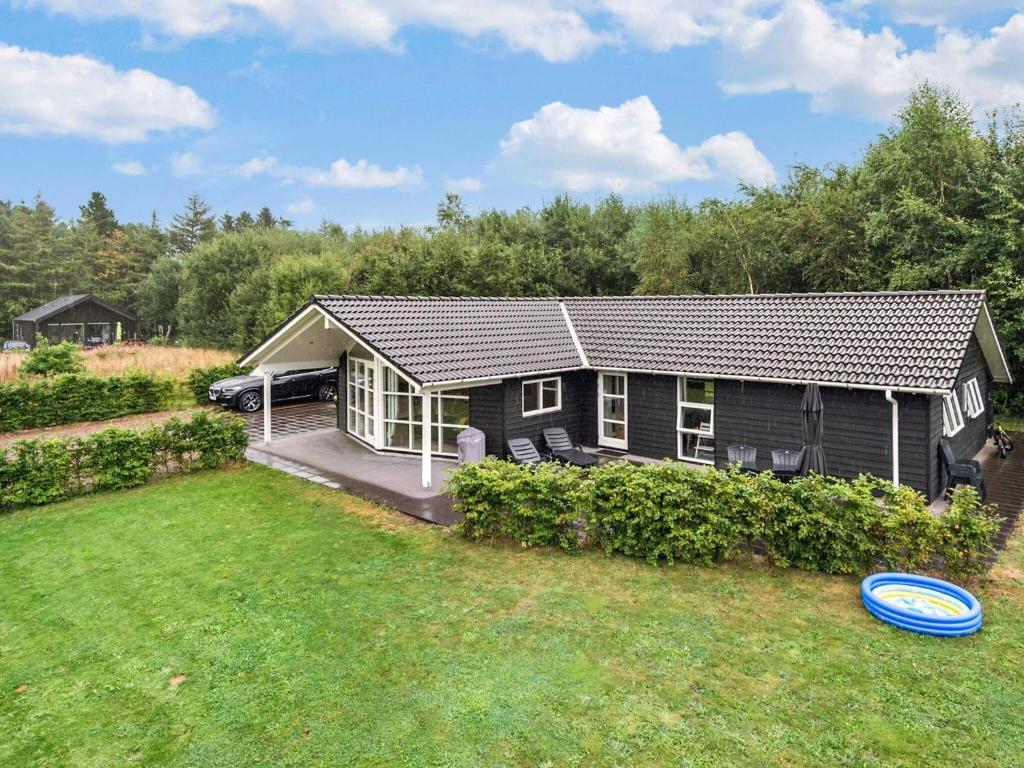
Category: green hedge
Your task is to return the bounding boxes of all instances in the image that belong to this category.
[447,459,1001,581]
[186,363,249,404]
[0,373,173,432]
[0,412,248,509]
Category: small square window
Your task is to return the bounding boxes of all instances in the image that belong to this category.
[522,377,562,417]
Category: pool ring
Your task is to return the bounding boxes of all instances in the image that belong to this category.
[860,573,981,637]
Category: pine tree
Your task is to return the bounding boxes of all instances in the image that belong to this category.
[168,194,216,256]
[79,191,119,237]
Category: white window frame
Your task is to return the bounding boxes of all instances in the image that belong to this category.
[597,371,628,450]
[962,378,984,419]
[677,376,715,465]
[522,376,562,417]
[346,356,375,444]
[942,390,965,437]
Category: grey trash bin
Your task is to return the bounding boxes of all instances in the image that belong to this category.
[457,427,486,463]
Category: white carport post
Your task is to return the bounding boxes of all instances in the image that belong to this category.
[421,389,432,488]
[263,372,273,445]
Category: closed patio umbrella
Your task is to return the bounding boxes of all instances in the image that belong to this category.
[800,383,827,475]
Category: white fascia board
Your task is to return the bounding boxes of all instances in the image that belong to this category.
[975,302,1013,384]
[559,301,589,368]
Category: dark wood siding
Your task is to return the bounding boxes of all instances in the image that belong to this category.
[714,380,932,496]
[625,373,677,459]
[12,319,35,346]
[42,301,138,343]
[930,336,992,498]
[499,371,590,456]
[578,370,598,447]
[468,383,505,457]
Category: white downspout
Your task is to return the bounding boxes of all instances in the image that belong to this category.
[885,389,899,486]
[421,390,432,489]
[263,372,273,445]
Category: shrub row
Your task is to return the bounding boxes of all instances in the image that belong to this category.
[0,412,249,509]
[186,363,249,404]
[447,459,1001,581]
[0,373,174,432]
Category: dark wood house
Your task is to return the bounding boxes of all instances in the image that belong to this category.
[11,294,138,347]
[239,291,1012,503]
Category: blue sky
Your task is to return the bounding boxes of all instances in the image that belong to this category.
[1,1,1022,229]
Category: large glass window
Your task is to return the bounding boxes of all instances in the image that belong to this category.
[522,377,561,416]
[383,367,422,451]
[433,389,471,455]
[677,377,715,464]
[347,357,375,442]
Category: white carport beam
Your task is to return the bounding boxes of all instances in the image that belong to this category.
[263,372,272,445]
[421,391,432,488]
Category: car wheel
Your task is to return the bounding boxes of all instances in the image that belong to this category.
[317,381,337,401]
[238,390,263,412]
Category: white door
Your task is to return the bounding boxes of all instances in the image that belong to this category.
[598,372,628,449]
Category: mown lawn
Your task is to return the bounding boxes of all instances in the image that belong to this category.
[2,465,1023,767]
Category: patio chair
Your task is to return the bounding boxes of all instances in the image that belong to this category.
[507,438,548,465]
[726,444,758,473]
[543,428,599,468]
[939,440,986,500]
[694,421,715,460]
[771,448,805,481]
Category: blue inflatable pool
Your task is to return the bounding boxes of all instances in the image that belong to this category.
[861,573,982,637]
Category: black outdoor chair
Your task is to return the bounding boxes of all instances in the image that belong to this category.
[939,439,986,500]
[771,448,805,482]
[543,428,599,468]
[507,438,548,465]
[726,444,758,473]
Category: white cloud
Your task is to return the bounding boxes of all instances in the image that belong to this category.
[0,44,214,142]
[444,175,483,193]
[719,2,1024,120]
[286,197,315,214]
[235,155,423,188]
[170,151,204,176]
[19,0,606,62]
[112,160,147,176]
[857,1,1023,25]
[497,96,775,192]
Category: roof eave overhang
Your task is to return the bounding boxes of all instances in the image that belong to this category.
[975,301,1013,384]
[238,298,427,389]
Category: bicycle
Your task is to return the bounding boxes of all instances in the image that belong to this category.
[993,423,1014,459]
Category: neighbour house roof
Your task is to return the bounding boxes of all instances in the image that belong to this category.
[13,293,137,323]
[243,290,1011,394]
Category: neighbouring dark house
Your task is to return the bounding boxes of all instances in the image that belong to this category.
[239,291,1011,502]
[11,294,138,348]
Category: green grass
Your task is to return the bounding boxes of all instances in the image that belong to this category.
[2,465,1023,767]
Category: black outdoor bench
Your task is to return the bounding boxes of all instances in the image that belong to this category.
[726,444,758,473]
[939,439,986,500]
[507,437,549,465]
[543,428,599,468]
[771,448,805,481]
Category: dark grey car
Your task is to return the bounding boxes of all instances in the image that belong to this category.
[209,367,337,412]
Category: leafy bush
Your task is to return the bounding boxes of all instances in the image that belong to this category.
[20,339,84,376]
[186,363,249,403]
[0,373,173,432]
[447,459,589,551]
[0,412,248,510]
[447,460,1001,581]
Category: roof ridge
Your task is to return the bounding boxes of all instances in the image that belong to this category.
[314,289,986,302]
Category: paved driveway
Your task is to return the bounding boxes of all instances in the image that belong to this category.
[243,400,337,442]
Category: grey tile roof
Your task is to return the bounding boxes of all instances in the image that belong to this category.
[14,294,90,322]
[307,291,988,391]
[565,291,986,392]
[314,295,583,384]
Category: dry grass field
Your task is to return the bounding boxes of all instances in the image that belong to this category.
[0,345,236,383]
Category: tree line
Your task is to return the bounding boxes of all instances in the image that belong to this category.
[3,85,1024,404]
